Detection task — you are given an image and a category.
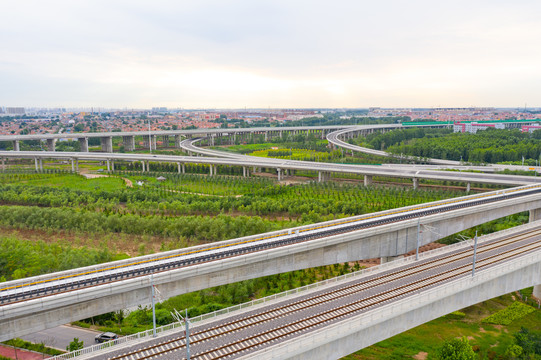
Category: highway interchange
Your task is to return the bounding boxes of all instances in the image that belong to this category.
[1,125,540,359]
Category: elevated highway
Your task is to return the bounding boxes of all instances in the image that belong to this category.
[2,150,541,187]
[2,185,541,341]
[60,221,541,360]
[326,126,460,165]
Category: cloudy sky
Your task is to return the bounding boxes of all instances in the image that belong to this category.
[1,0,540,108]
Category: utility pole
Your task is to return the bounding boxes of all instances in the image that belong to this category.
[148,117,152,154]
[151,275,156,337]
[172,309,190,360]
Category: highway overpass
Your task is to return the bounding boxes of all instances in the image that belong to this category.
[55,221,541,359]
[2,185,541,341]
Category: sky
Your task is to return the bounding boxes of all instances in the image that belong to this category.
[1,0,541,109]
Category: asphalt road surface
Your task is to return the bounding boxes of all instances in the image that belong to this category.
[21,325,101,351]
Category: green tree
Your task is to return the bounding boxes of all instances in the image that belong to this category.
[436,336,476,360]
[66,337,84,351]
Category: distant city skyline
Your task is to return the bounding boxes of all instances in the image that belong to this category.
[2,0,541,108]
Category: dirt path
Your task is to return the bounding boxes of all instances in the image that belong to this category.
[81,173,133,187]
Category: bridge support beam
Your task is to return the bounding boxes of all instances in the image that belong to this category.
[106,159,110,172]
[175,135,182,149]
[141,161,145,172]
[243,166,249,178]
[413,178,419,190]
[122,136,135,151]
[71,159,75,172]
[12,140,19,151]
[277,168,282,181]
[101,137,113,153]
[78,138,89,152]
[530,208,541,301]
[466,182,471,192]
[47,139,56,152]
[39,159,43,171]
[364,175,373,187]
[34,158,39,171]
[318,171,331,183]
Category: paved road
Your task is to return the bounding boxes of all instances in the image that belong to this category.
[20,325,101,351]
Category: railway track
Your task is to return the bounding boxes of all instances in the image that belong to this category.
[105,227,541,360]
[2,184,541,306]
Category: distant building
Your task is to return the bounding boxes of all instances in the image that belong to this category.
[5,107,25,115]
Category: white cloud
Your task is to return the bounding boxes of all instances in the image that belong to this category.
[1,0,541,107]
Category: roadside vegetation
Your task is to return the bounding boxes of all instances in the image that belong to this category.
[354,127,541,165]
[2,126,541,359]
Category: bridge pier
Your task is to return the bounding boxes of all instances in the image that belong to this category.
[530,209,541,300]
[106,159,110,172]
[71,159,75,172]
[47,139,56,152]
[39,159,43,171]
[243,166,249,178]
[1,157,4,172]
[466,182,471,192]
[175,135,182,149]
[141,160,145,172]
[101,137,113,153]
[34,158,39,171]
[12,140,19,151]
[78,137,89,152]
[318,171,331,183]
[413,178,419,190]
[277,168,282,181]
[364,175,373,186]
[122,136,135,151]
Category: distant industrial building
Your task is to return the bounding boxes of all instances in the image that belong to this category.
[454,119,540,134]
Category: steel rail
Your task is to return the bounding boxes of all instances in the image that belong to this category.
[106,231,541,360]
[1,185,541,305]
[107,227,540,360]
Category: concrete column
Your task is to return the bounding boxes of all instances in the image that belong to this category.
[101,137,113,152]
[264,132,268,141]
[39,159,43,171]
[182,163,185,174]
[146,161,149,172]
[530,209,541,300]
[151,136,157,151]
[466,182,471,192]
[318,171,331,183]
[1,158,4,172]
[413,178,419,190]
[209,135,215,146]
[47,139,56,152]
[71,159,75,172]
[277,168,282,181]
[177,162,181,174]
[141,161,145,172]
[174,135,182,148]
[13,140,19,151]
[78,138,89,152]
[111,161,115,172]
[34,158,39,171]
[106,159,110,172]
[162,135,170,147]
[76,159,79,172]
[364,175,373,186]
[123,136,135,151]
